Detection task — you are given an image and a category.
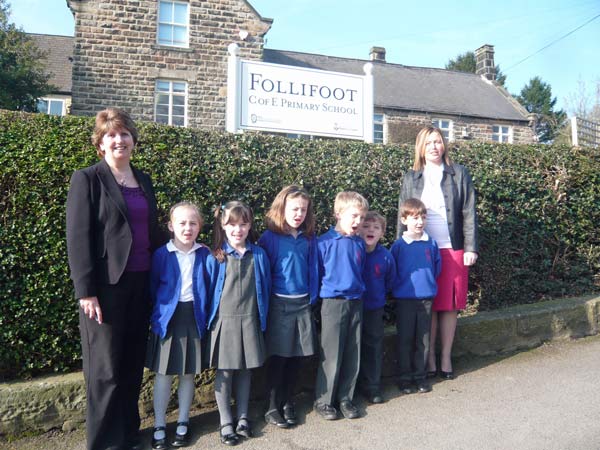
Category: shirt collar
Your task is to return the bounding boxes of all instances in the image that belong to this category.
[402,231,430,244]
[167,240,201,254]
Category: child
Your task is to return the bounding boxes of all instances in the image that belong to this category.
[145,202,209,450]
[357,211,396,405]
[206,201,271,445]
[390,198,441,394]
[258,185,319,428]
[314,191,369,420]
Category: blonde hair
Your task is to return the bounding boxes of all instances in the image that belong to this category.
[91,108,138,158]
[413,126,452,171]
[211,201,257,262]
[400,198,427,219]
[364,210,387,232]
[265,185,316,237]
[334,191,369,216]
[169,201,204,226]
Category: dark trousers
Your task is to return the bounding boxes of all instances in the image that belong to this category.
[395,299,432,383]
[265,356,302,411]
[315,298,362,406]
[79,271,151,450]
[358,307,384,394]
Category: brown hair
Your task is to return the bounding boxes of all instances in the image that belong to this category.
[364,210,387,232]
[333,191,369,217]
[400,198,427,219]
[91,108,139,157]
[211,201,257,262]
[265,185,316,237]
[413,126,452,171]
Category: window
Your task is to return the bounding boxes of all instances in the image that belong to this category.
[155,80,187,126]
[431,118,453,140]
[492,125,512,143]
[373,113,384,143]
[157,1,189,47]
[37,98,65,116]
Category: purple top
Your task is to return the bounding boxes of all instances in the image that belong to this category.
[121,186,151,272]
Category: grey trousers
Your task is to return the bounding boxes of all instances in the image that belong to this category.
[359,307,384,394]
[395,299,432,382]
[315,298,363,406]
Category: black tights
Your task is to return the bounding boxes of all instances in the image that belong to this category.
[265,356,302,411]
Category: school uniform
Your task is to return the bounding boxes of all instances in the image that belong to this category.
[315,227,366,407]
[390,232,441,382]
[206,242,271,369]
[145,242,210,375]
[359,244,396,396]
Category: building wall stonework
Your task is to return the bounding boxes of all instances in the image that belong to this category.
[380,108,535,145]
[67,0,270,129]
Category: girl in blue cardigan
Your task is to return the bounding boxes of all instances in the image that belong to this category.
[206,201,271,446]
[145,202,209,450]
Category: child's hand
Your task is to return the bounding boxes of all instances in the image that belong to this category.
[79,296,103,324]
[464,252,478,266]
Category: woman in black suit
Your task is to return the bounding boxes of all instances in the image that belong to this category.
[67,108,164,450]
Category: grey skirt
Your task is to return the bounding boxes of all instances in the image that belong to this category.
[209,314,266,370]
[145,301,203,375]
[266,294,317,358]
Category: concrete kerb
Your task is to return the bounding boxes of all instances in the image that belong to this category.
[1,294,599,437]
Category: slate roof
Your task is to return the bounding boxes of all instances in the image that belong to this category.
[29,33,73,94]
[264,49,529,123]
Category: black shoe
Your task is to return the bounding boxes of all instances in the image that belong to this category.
[282,403,298,426]
[440,371,455,380]
[368,392,384,404]
[398,382,417,395]
[426,370,438,379]
[417,381,432,393]
[219,423,240,446]
[339,400,360,419]
[171,421,189,447]
[313,402,338,420]
[151,427,169,450]
[264,409,290,428]
[235,418,253,438]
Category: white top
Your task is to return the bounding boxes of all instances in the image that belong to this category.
[167,240,202,303]
[402,231,430,244]
[420,164,452,249]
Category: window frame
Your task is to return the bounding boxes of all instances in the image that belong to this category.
[37,97,66,116]
[373,113,385,144]
[492,124,513,143]
[157,0,190,48]
[431,118,454,141]
[155,79,188,127]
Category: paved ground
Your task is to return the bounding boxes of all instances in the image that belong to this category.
[3,335,600,450]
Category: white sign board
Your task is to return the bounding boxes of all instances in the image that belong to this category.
[227,44,374,142]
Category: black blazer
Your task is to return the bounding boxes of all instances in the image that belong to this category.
[66,158,163,299]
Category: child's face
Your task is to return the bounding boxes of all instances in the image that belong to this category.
[336,206,365,236]
[285,196,309,231]
[168,206,201,250]
[223,219,250,248]
[359,219,384,248]
[401,213,426,237]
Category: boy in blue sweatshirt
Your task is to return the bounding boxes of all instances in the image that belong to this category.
[314,191,369,421]
[357,211,396,405]
[390,198,441,394]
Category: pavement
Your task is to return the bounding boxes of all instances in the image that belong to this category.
[3,333,600,450]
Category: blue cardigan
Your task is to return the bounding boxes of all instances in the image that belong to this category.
[206,242,271,331]
[149,244,210,339]
[258,229,319,305]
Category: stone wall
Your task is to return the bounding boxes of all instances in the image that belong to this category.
[380,108,535,144]
[67,0,271,129]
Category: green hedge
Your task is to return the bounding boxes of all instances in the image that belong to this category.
[1,111,599,380]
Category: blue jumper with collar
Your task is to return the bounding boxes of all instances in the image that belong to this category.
[206,241,271,331]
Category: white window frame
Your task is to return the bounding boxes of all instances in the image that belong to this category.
[155,80,188,127]
[37,97,66,116]
[157,0,189,47]
[431,118,454,141]
[492,125,513,143]
[373,113,385,144]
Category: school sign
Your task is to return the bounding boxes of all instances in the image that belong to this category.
[226,44,374,142]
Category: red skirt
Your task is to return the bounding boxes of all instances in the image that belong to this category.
[433,249,469,311]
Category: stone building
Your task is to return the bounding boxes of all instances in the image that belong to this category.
[37,1,535,143]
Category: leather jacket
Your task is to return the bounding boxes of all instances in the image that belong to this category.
[397,163,479,253]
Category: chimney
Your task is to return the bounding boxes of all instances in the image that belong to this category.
[475,44,495,81]
[370,46,386,63]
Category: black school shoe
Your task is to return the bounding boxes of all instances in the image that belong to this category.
[398,381,417,395]
[151,426,169,450]
[282,403,298,426]
[235,418,253,438]
[171,421,190,447]
[265,409,290,428]
[339,400,360,419]
[314,402,338,420]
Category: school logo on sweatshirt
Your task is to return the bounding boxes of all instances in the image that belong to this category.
[373,263,382,278]
[425,248,432,262]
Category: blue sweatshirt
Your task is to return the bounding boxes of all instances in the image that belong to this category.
[390,234,441,300]
[363,244,396,310]
[317,227,366,300]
